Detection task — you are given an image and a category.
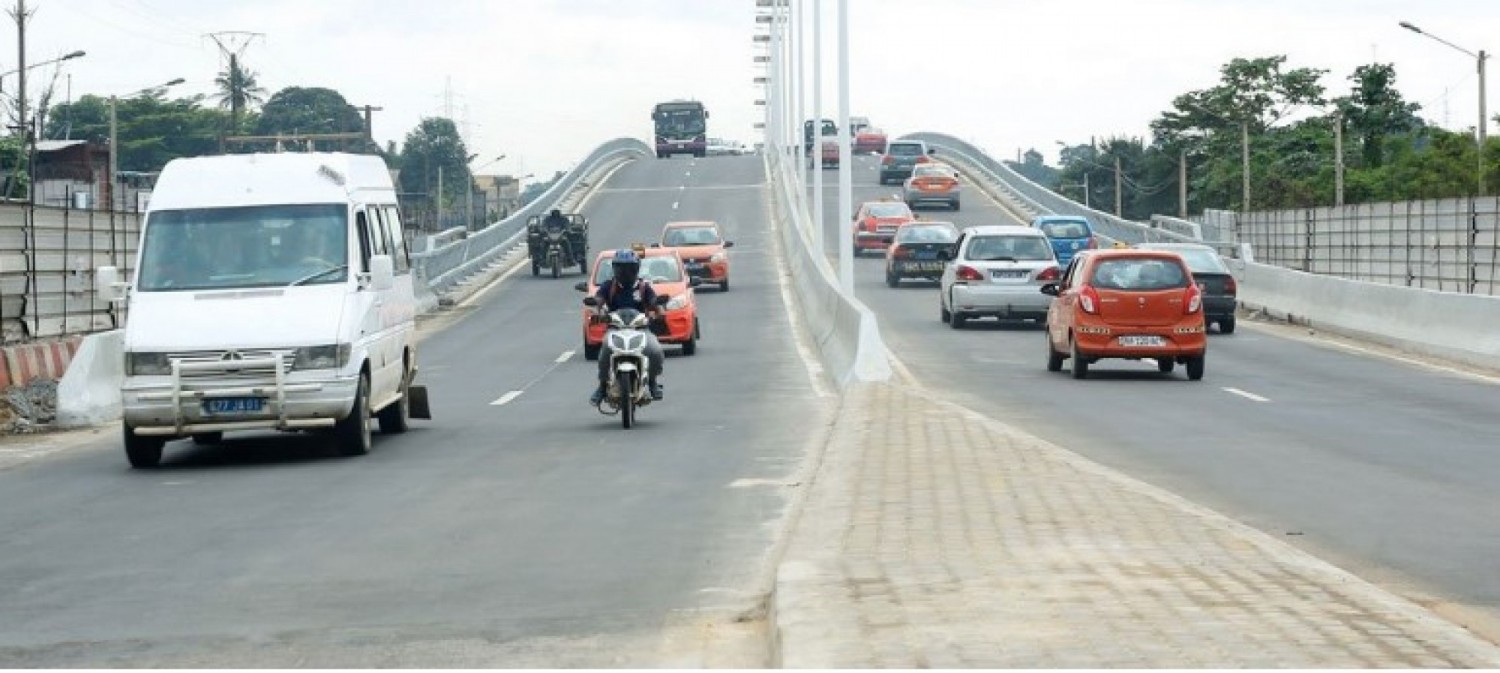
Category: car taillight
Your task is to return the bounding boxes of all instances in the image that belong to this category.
[1035,266,1061,281]
[1224,275,1238,296]
[955,265,983,282]
[916,155,931,164]
[1079,285,1101,314]
[1184,283,1202,314]
[882,155,894,165]
[891,245,910,259]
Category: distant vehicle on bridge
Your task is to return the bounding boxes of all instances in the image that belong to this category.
[803,118,836,155]
[652,100,710,158]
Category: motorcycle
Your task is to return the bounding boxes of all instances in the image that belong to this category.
[528,213,589,278]
[583,295,670,429]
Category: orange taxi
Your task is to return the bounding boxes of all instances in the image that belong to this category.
[657,221,734,291]
[1042,249,1207,380]
[852,199,916,256]
[576,247,703,360]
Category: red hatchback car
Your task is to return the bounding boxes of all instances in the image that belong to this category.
[1042,250,1207,380]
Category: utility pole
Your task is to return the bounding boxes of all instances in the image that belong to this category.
[436,164,444,230]
[1178,149,1187,219]
[1241,121,1251,212]
[1479,49,1488,195]
[205,31,264,132]
[1113,154,1123,217]
[12,0,32,202]
[1334,111,1345,207]
[354,104,382,151]
[1083,172,1091,209]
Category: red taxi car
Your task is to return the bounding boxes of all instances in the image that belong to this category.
[852,200,916,256]
[576,247,703,360]
[1042,249,1207,380]
[657,220,734,291]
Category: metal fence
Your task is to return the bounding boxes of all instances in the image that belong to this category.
[1237,197,1500,295]
[1,203,140,343]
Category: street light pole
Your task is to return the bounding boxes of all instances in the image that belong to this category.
[811,0,823,254]
[1400,21,1489,195]
[108,78,184,211]
[836,0,852,292]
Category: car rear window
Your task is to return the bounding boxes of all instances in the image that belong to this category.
[663,227,719,246]
[1038,220,1091,238]
[888,143,923,156]
[964,235,1053,261]
[1089,258,1189,291]
[912,165,953,178]
[867,203,912,218]
[895,224,958,243]
[1164,248,1228,274]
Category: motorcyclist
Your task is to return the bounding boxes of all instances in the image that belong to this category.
[590,249,666,405]
[543,208,569,232]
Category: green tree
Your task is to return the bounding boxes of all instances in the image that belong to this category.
[214,58,267,132]
[398,117,471,209]
[1335,63,1423,168]
[44,93,232,173]
[1005,148,1058,188]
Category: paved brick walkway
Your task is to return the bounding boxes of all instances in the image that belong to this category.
[773,382,1500,667]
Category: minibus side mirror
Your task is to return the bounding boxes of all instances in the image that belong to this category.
[369,255,395,291]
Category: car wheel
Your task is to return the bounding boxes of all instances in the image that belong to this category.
[1046,333,1065,372]
[531,260,540,276]
[886,270,899,288]
[1219,317,1236,334]
[951,200,961,211]
[123,422,165,469]
[719,278,730,292]
[1070,337,1089,379]
[950,310,967,329]
[940,301,951,324]
[1186,354,1206,381]
[584,342,601,361]
[377,357,412,434]
[334,372,372,456]
[191,432,223,446]
[1157,358,1175,374]
[684,320,699,356]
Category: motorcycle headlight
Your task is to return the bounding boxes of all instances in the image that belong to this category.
[709,252,726,263]
[125,352,170,376]
[665,294,689,311]
[293,344,351,370]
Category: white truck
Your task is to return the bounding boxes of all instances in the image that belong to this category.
[97,152,430,468]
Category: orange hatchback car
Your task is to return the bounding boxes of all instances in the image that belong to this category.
[658,221,734,291]
[1041,250,1207,380]
[577,248,703,360]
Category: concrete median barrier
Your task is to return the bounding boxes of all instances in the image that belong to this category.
[1232,258,1500,369]
[765,151,891,386]
[54,329,124,428]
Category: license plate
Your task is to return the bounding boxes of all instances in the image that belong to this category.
[1118,335,1166,347]
[203,397,264,414]
[990,270,1028,280]
[685,262,703,269]
[906,262,944,272]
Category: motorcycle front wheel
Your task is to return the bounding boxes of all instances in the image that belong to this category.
[617,370,635,429]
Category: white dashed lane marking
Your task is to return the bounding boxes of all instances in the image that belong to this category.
[490,391,523,406]
[1222,387,1271,403]
[555,350,575,364]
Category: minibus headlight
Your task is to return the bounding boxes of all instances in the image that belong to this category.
[125,352,171,376]
[293,344,351,370]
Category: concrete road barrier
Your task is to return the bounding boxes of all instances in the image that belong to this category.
[1232,258,1500,370]
[54,330,124,428]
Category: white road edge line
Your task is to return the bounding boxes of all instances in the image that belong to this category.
[1222,387,1271,403]
[490,390,523,406]
[555,350,575,364]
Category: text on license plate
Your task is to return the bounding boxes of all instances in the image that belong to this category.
[990,270,1028,280]
[204,397,264,414]
[1118,335,1166,347]
[905,262,944,272]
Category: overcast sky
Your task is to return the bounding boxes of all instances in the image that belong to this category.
[14,0,1499,178]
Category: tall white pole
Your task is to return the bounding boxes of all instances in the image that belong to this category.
[836,0,853,292]
[811,0,824,254]
[794,0,806,193]
[769,11,780,164]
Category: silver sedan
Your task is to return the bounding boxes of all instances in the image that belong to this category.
[939,225,1061,328]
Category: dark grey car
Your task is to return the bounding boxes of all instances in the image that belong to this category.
[879,140,934,184]
[1135,242,1239,333]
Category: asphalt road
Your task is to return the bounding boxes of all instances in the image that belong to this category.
[813,153,1500,635]
[0,154,826,666]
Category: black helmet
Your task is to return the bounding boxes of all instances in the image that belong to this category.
[611,249,641,287]
[549,208,563,218]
